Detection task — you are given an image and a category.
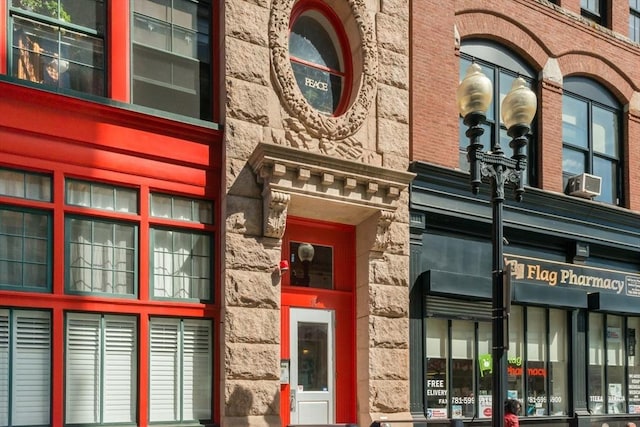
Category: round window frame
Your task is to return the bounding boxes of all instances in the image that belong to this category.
[288,1,353,116]
[269,0,378,140]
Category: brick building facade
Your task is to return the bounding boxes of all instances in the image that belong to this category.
[410,1,640,426]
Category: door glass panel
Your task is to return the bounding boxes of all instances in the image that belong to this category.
[298,322,328,391]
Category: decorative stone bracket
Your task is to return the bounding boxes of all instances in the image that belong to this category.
[248,143,414,251]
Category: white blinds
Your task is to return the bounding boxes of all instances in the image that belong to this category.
[149,318,212,422]
[65,313,136,424]
[66,314,100,424]
[13,311,51,425]
[183,320,212,420]
[0,311,9,426]
[0,309,51,426]
[149,319,179,422]
[103,317,137,423]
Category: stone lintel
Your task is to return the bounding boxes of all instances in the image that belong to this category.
[249,143,414,249]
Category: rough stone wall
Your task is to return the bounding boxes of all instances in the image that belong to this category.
[223,1,282,426]
[222,1,411,427]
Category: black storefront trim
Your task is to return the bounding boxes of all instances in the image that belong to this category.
[513,283,588,309]
[423,270,491,299]
[588,292,640,315]
[423,269,590,309]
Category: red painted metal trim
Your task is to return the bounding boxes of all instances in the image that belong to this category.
[108,0,130,102]
[280,217,356,425]
[0,79,222,426]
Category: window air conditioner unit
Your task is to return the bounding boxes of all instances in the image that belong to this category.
[568,173,601,198]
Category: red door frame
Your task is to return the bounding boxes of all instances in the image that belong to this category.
[280,217,356,426]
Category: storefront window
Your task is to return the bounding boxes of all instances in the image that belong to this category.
[549,309,568,415]
[477,321,493,418]
[507,307,524,403]
[424,301,568,420]
[589,312,605,414]
[628,317,640,414]
[526,307,547,416]
[607,315,625,413]
[425,318,448,420]
[451,320,475,418]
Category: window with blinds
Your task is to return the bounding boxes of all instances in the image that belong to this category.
[65,313,137,424]
[0,309,51,426]
[149,317,212,422]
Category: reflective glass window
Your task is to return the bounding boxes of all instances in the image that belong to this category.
[562,77,621,205]
[289,5,347,115]
[10,1,105,95]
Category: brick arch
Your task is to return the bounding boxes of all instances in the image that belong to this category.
[556,53,634,104]
[456,11,548,72]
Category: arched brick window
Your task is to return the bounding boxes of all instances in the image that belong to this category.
[562,77,621,205]
[459,39,538,187]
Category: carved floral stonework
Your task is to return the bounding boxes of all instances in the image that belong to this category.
[263,189,290,239]
[269,0,378,159]
[373,210,395,252]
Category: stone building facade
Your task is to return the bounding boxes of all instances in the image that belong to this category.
[222,1,413,427]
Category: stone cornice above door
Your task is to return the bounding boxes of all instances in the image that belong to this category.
[249,143,414,250]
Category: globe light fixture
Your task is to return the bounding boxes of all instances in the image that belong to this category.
[458,63,537,427]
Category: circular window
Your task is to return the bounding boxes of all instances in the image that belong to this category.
[289,2,351,116]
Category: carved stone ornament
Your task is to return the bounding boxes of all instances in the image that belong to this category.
[373,210,395,253]
[263,189,290,239]
[269,0,378,150]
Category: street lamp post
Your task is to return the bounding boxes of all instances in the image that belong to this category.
[457,63,537,427]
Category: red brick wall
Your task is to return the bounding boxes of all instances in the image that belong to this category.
[410,0,458,168]
[411,0,640,210]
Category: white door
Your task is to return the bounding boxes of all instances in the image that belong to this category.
[289,308,335,425]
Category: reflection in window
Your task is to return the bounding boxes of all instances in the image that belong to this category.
[459,41,537,186]
[508,307,524,402]
[607,315,626,413]
[632,0,640,42]
[423,303,568,419]
[562,77,620,205]
[0,208,50,289]
[589,313,605,414]
[289,242,333,289]
[477,321,493,419]
[452,320,475,418]
[549,309,568,415]
[526,307,547,416]
[132,0,212,120]
[581,0,605,25]
[289,5,347,115]
[628,318,640,413]
[10,1,105,95]
[298,322,328,391]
